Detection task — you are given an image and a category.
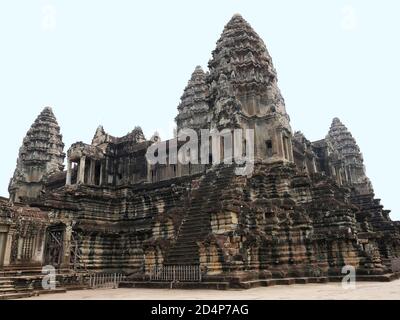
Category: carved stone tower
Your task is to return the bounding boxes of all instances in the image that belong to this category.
[175,14,294,163]
[176,66,210,132]
[9,107,65,203]
[208,14,293,162]
[326,117,374,195]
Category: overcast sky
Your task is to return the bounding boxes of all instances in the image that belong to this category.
[0,0,399,219]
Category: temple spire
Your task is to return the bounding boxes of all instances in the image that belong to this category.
[9,107,65,203]
[327,117,373,195]
[175,65,209,132]
[207,14,289,117]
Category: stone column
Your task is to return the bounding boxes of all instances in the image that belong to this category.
[2,228,15,266]
[313,158,317,173]
[66,160,72,185]
[32,227,46,264]
[61,225,72,269]
[78,156,86,184]
[288,137,294,162]
[99,162,104,186]
[17,237,23,261]
[0,226,9,266]
[89,159,96,185]
[105,158,110,184]
[278,131,285,160]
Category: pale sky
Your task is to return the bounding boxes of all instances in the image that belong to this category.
[0,0,399,219]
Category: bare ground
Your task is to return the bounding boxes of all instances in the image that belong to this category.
[24,279,400,300]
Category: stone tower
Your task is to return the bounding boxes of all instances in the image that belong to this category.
[176,66,210,132]
[326,117,374,195]
[9,107,65,203]
[176,14,294,163]
[208,14,293,163]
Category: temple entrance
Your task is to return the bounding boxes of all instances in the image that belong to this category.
[0,232,7,267]
[44,224,65,268]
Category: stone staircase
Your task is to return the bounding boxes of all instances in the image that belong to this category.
[0,266,84,300]
[0,277,33,300]
[164,164,237,265]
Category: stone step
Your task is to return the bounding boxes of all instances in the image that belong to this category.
[0,288,17,293]
[164,258,200,263]
[166,250,200,257]
[1,265,43,271]
[0,292,33,300]
[164,165,237,264]
[33,287,67,296]
[120,281,230,290]
[0,269,72,277]
[0,282,15,287]
[170,237,204,244]
[232,277,330,289]
[166,244,199,250]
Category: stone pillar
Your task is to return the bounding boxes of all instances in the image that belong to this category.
[99,162,104,185]
[279,132,285,160]
[270,134,279,160]
[0,226,9,266]
[89,159,96,185]
[17,237,23,260]
[32,228,46,264]
[288,137,294,162]
[313,158,317,173]
[107,158,112,185]
[61,225,72,269]
[66,160,72,185]
[78,156,86,184]
[2,228,15,266]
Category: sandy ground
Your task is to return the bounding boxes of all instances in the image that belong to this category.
[24,279,400,300]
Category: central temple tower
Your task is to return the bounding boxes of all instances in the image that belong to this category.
[176,14,294,163]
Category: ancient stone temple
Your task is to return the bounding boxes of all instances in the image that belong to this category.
[1,14,399,293]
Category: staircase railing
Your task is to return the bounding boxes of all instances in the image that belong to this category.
[150,265,202,282]
[88,273,126,289]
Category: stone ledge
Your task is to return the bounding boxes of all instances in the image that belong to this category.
[119,273,400,290]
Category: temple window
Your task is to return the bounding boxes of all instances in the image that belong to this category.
[21,236,34,261]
